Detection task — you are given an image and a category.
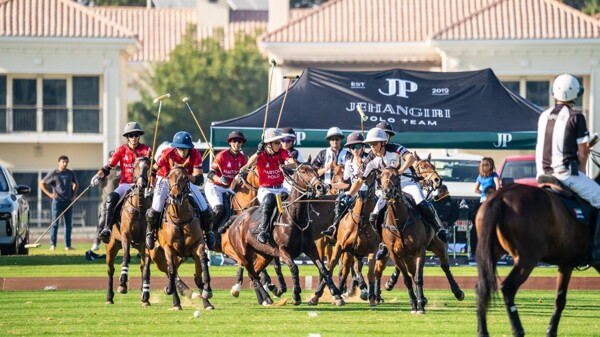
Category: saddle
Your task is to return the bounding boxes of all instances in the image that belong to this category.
[537,175,595,225]
[249,208,281,234]
[387,192,421,231]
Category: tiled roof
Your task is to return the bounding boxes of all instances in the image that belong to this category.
[263,0,600,43]
[263,0,497,43]
[433,0,600,40]
[92,7,197,62]
[0,0,134,39]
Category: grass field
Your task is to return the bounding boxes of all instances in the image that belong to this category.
[1,288,600,336]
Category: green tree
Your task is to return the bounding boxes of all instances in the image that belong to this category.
[130,25,268,147]
[582,0,600,15]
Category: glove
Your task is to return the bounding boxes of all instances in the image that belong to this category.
[338,193,351,208]
[144,187,153,198]
[256,141,265,154]
[219,176,229,186]
[90,175,101,186]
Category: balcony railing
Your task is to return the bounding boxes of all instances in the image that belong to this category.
[0,106,100,134]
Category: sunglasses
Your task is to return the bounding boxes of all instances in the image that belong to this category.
[271,141,282,146]
[281,138,294,143]
[230,138,244,143]
[347,144,363,150]
[329,137,343,142]
[127,134,141,138]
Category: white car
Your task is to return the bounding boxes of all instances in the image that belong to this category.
[425,152,483,201]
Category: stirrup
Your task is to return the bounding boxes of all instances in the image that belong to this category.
[258,231,269,244]
[99,228,112,244]
[436,229,449,243]
[375,243,388,261]
[321,226,336,237]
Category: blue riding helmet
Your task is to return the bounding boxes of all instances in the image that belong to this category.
[171,131,194,149]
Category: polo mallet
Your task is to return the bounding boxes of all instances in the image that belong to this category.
[275,75,299,129]
[357,105,367,136]
[25,184,93,248]
[182,97,223,173]
[262,59,277,135]
[149,93,171,171]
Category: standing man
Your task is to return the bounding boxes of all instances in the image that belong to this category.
[205,130,248,234]
[145,131,214,250]
[243,128,295,244]
[40,155,79,251]
[536,74,600,265]
[91,122,151,244]
[312,127,352,188]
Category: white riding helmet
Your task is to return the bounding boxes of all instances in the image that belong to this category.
[263,128,284,143]
[363,128,388,143]
[552,74,583,102]
[325,127,345,140]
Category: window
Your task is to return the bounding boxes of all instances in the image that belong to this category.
[12,79,37,132]
[526,81,550,109]
[73,77,100,133]
[0,76,6,132]
[43,79,67,131]
[501,81,519,95]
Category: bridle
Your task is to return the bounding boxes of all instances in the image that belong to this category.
[281,163,324,200]
[413,158,442,199]
[167,167,190,207]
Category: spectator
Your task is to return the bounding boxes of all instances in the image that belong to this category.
[474,157,500,203]
[91,151,120,251]
[432,184,459,228]
[40,155,79,251]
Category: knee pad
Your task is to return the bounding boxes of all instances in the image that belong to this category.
[262,193,277,208]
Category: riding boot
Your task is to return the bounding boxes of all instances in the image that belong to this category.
[145,208,161,250]
[200,207,215,250]
[213,205,225,234]
[417,201,449,243]
[592,214,600,265]
[321,200,344,240]
[98,192,119,244]
[373,212,388,260]
[258,194,276,244]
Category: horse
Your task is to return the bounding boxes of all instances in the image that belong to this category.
[308,169,380,306]
[413,151,443,199]
[224,163,345,306]
[151,166,214,310]
[371,166,440,314]
[476,181,600,337]
[105,156,152,305]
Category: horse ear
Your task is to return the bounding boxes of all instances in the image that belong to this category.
[306,155,312,163]
[414,151,420,160]
[427,153,431,161]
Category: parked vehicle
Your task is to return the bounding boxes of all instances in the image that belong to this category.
[0,164,31,255]
[498,155,536,187]
[427,152,482,201]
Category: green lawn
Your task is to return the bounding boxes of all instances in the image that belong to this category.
[1,289,599,336]
[1,242,599,278]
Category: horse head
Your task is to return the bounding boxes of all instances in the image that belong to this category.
[413,152,442,192]
[282,163,325,198]
[167,166,190,206]
[380,167,400,200]
[132,156,151,190]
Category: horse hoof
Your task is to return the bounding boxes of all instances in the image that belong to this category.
[171,306,182,311]
[384,282,394,291]
[292,299,301,306]
[230,284,241,298]
[334,297,345,307]
[201,290,213,299]
[307,296,319,306]
[191,292,200,299]
[417,309,426,315]
[455,290,465,301]
[164,287,171,295]
[360,292,368,301]
[261,301,271,307]
[369,300,378,307]
[411,310,417,314]
[142,301,151,307]
[106,300,114,305]
[117,286,127,294]
[205,305,214,311]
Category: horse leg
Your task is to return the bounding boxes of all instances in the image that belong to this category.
[105,241,119,304]
[271,257,287,297]
[338,253,352,298]
[118,238,130,294]
[140,248,151,306]
[244,250,272,306]
[354,256,368,301]
[501,260,536,337]
[366,256,378,306]
[389,252,417,313]
[277,250,302,306]
[414,249,428,314]
[546,265,573,337]
[231,265,244,298]
[152,246,194,298]
[306,241,344,306]
[193,246,214,310]
[163,246,181,310]
[429,238,464,301]
[385,265,400,291]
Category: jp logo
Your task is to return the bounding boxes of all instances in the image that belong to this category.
[378,79,418,98]
[494,133,513,148]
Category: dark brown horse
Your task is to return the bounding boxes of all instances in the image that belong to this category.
[152,166,214,310]
[309,169,379,306]
[105,156,152,305]
[476,182,600,337]
[225,163,345,306]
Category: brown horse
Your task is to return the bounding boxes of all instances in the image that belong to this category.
[225,163,345,306]
[476,182,600,337]
[413,151,443,199]
[105,156,152,305]
[152,166,214,310]
[373,167,437,314]
[309,169,379,306]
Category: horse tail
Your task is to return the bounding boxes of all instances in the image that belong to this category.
[476,196,502,309]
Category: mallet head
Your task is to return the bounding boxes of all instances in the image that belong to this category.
[182,97,190,103]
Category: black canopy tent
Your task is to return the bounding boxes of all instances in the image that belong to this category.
[211,68,542,149]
